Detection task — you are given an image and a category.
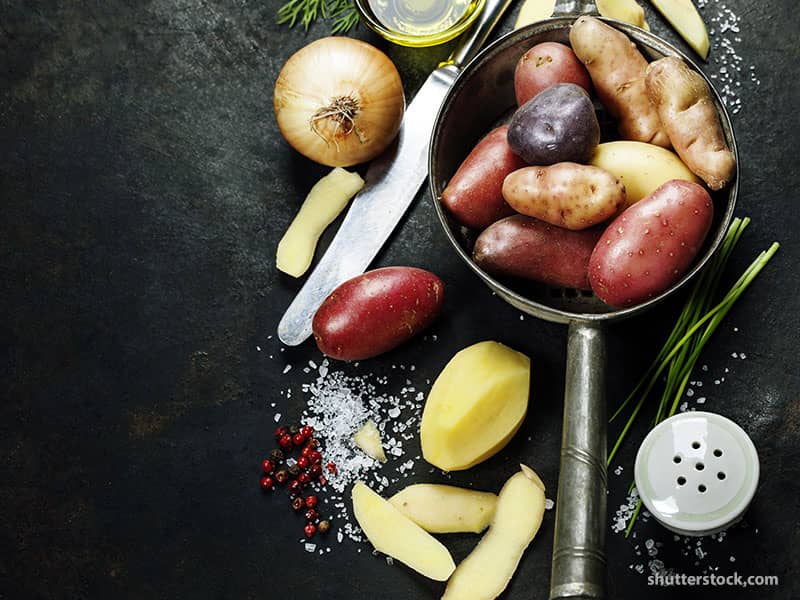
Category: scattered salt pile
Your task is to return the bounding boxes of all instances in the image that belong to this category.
[696,1,759,115]
[273,356,430,549]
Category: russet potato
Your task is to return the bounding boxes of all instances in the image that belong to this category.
[421,341,530,471]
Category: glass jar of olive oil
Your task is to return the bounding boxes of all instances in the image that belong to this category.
[355,0,485,47]
[369,0,478,36]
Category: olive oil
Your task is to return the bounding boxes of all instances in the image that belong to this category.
[367,0,481,37]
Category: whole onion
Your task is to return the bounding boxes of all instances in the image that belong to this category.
[273,37,405,167]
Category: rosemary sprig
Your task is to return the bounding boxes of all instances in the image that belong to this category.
[607,217,779,537]
[277,0,359,33]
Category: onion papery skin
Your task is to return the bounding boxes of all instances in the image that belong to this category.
[273,37,405,167]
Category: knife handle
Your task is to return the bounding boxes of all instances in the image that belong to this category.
[447,0,516,69]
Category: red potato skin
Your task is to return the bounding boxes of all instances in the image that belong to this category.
[312,267,445,361]
[441,125,525,230]
[514,42,592,106]
[589,180,714,307]
[474,215,603,290]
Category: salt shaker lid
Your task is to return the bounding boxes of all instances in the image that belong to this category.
[634,411,759,537]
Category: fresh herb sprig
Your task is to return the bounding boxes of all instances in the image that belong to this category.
[277,0,359,33]
[608,217,779,536]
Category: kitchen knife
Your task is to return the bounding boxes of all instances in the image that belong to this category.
[277,0,516,346]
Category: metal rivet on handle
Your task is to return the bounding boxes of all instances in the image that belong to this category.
[634,411,759,537]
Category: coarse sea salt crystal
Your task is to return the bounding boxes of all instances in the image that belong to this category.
[283,364,292,374]
[545,498,554,510]
[274,413,281,422]
[305,543,316,553]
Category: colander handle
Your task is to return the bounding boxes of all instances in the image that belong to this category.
[550,321,607,600]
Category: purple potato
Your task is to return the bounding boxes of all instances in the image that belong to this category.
[507,83,600,165]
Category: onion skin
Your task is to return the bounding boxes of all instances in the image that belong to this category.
[273,37,405,167]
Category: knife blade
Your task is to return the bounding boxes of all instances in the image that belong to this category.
[278,0,515,346]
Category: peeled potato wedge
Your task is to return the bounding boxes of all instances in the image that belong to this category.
[351,481,456,581]
[442,465,547,600]
[420,341,531,471]
[514,0,556,28]
[649,0,710,59]
[276,167,364,277]
[352,419,387,463]
[596,0,650,30]
[389,484,498,534]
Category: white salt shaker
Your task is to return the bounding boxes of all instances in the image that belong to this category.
[634,411,760,536]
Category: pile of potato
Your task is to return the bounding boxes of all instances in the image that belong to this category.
[442,16,736,308]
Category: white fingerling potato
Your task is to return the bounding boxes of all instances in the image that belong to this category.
[276,167,364,277]
[389,484,498,534]
[596,0,650,30]
[589,141,700,209]
[649,0,710,59]
[352,419,387,463]
[441,465,547,600]
[351,481,456,581]
[514,0,556,28]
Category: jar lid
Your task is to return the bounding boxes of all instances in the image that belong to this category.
[634,411,759,537]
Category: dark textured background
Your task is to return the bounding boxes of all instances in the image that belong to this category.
[1,1,798,599]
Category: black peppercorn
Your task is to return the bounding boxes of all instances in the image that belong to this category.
[275,469,289,484]
[287,463,301,477]
[289,424,300,436]
[317,519,330,534]
[291,496,305,511]
[269,448,284,463]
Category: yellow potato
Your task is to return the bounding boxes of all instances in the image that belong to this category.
[276,167,364,277]
[389,484,497,534]
[421,341,530,471]
[589,140,700,209]
[502,163,626,230]
[351,481,456,581]
[442,465,546,600]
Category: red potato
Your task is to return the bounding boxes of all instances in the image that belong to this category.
[502,163,625,230]
[514,42,592,106]
[589,179,714,307]
[312,267,444,361]
[473,215,603,290]
[441,126,525,230]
